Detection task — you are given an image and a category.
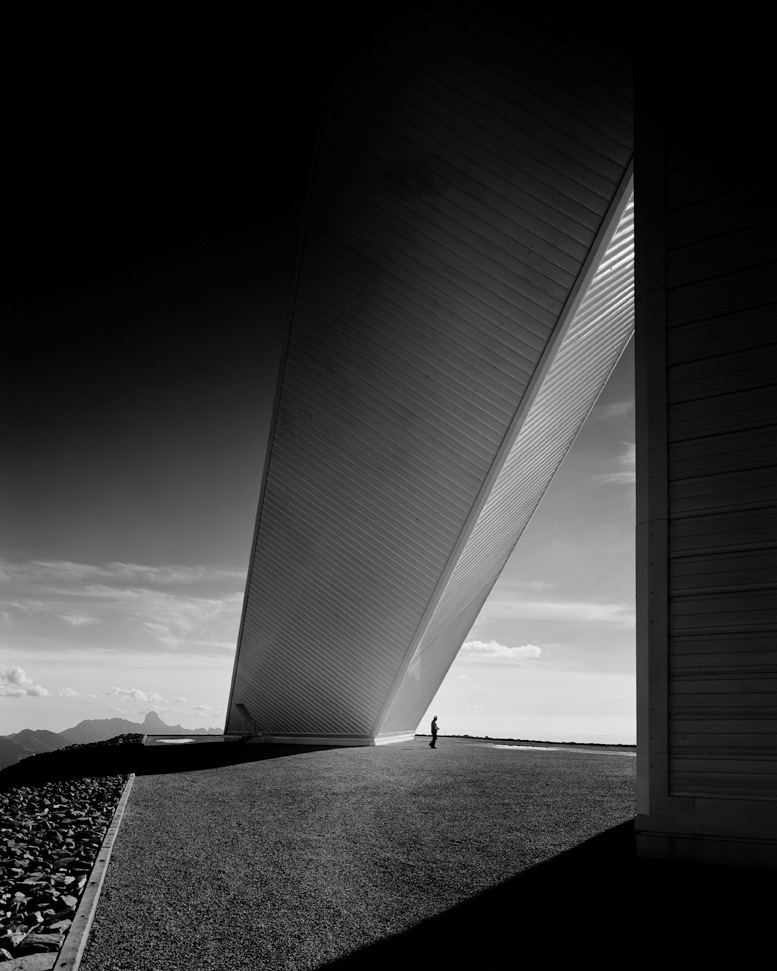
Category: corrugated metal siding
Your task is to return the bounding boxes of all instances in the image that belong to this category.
[379,197,634,734]
[226,3,632,739]
[666,154,777,797]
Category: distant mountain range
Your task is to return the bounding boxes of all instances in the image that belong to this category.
[0,711,221,771]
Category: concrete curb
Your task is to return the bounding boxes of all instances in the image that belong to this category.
[52,773,136,971]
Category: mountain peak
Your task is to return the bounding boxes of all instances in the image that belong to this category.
[142,711,167,730]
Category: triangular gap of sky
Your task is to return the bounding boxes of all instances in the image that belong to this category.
[422,338,637,744]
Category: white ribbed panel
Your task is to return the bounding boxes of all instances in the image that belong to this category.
[226,3,632,740]
[378,197,634,735]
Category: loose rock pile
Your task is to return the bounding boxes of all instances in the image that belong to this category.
[0,736,142,965]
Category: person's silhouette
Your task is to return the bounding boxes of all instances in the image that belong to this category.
[429,715,439,748]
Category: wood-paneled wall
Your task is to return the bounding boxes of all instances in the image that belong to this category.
[666,151,777,796]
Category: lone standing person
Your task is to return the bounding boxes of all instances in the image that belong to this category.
[429,715,439,748]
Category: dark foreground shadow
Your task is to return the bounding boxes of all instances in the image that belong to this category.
[0,739,337,790]
[322,820,773,967]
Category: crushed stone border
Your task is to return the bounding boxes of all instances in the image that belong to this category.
[52,774,135,971]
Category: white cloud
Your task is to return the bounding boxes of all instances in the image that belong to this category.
[0,666,49,697]
[593,442,635,486]
[23,561,99,582]
[0,556,244,657]
[108,686,168,703]
[461,640,542,660]
[478,597,635,629]
[506,580,555,591]
[57,686,81,697]
[1,667,32,685]
[5,560,244,586]
[593,401,633,421]
[76,585,243,651]
[59,614,99,626]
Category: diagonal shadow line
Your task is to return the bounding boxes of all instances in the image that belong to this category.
[319,819,773,967]
[319,821,637,967]
[0,740,338,790]
[135,741,339,776]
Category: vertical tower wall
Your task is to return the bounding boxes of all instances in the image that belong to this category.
[635,35,777,865]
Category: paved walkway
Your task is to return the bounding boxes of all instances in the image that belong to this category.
[76,739,765,969]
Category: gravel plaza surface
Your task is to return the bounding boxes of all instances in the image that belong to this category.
[75,736,773,969]
[79,737,638,970]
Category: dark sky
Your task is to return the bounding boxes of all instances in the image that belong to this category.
[5,12,334,565]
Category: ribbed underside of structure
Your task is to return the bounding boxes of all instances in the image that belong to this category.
[226,3,633,742]
[378,198,634,735]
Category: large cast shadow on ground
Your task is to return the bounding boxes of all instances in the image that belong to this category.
[322,819,773,966]
[0,739,335,789]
